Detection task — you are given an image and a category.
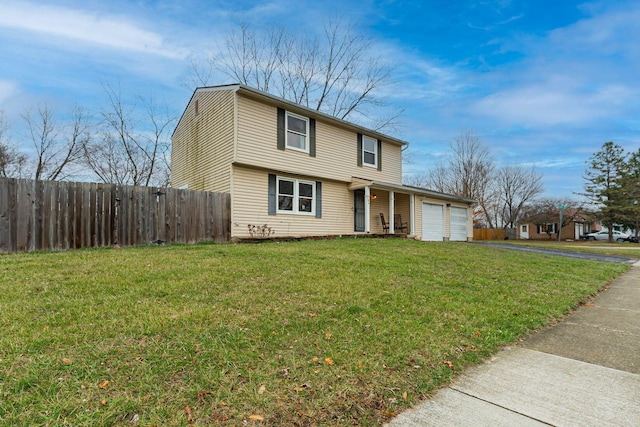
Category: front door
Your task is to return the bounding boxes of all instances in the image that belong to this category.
[354,190,365,232]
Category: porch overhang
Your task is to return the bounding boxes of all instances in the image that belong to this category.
[350,177,476,205]
[350,178,476,237]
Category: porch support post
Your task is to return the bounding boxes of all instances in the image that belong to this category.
[389,191,395,234]
[364,186,371,233]
[409,193,415,235]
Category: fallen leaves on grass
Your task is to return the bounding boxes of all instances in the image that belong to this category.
[98,380,109,388]
[324,357,334,365]
[197,391,213,399]
[258,385,266,395]
[585,303,595,307]
[248,414,264,421]
[443,360,454,369]
[61,358,72,364]
[185,405,194,424]
[293,383,311,391]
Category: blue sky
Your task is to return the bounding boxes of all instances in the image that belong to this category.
[1,0,639,197]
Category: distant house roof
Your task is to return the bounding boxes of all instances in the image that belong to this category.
[174,84,409,148]
[520,207,591,224]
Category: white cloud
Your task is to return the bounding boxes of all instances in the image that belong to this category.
[0,1,185,59]
[546,5,640,57]
[0,80,18,104]
[465,3,640,128]
[471,83,633,126]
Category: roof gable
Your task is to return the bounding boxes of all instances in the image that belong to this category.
[173,84,408,148]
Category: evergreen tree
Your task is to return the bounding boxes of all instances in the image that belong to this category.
[582,141,628,242]
[621,149,640,236]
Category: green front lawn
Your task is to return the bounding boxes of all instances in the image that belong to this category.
[0,239,628,426]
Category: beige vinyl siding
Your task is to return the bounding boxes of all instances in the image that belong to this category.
[231,165,357,238]
[235,95,403,184]
[394,193,411,231]
[414,198,423,240]
[370,192,390,234]
[171,90,235,192]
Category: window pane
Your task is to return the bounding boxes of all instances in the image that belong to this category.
[288,115,307,134]
[299,182,313,198]
[287,132,306,150]
[299,197,312,212]
[364,151,375,165]
[279,179,294,195]
[278,195,293,211]
[363,136,376,152]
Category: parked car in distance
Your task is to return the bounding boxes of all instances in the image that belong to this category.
[624,235,639,243]
[583,230,630,242]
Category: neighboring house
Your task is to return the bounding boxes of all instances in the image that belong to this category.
[518,210,599,240]
[171,84,474,240]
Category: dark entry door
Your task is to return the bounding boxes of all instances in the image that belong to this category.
[354,190,365,232]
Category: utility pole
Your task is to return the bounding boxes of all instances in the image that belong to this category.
[556,205,567,242]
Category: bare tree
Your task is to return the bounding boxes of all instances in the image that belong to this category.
[425,132,495,225]
[0,111,28,178]
[186,21,400,131]
[21,104,88,181]
[82,83,174,186]
[431,132,494,199]
[403,173,430,188]
[495,165,544,228]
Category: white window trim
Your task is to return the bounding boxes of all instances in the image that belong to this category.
[285,111,309,153]
[276,176,315,215]
[537,223,557,234]
[362,135,378,168]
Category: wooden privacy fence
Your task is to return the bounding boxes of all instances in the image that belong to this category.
[473,228,518,240]
[0,178,230,253]
[473,228,507,241]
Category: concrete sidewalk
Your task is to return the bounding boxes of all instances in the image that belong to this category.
[386,264,640,427]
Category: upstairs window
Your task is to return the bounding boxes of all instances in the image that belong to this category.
[357,133,382,170]
[277,108,316,156]
[362,135,378,167]
[286,112,309,152]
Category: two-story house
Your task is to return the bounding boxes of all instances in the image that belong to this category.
[171,84,474,240]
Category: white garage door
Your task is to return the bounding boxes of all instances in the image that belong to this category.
[422,203,444,241]
[450,207,468,241]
